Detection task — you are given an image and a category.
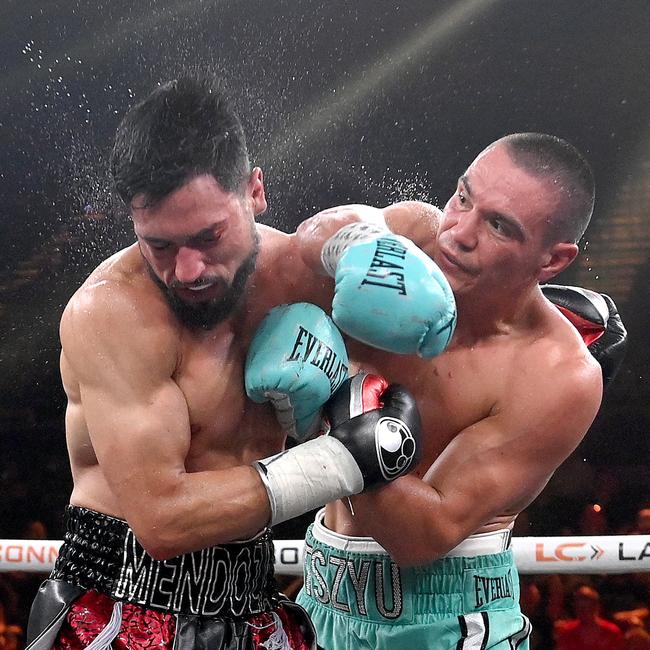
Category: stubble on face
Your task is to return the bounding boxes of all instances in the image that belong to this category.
[144,226,260,331]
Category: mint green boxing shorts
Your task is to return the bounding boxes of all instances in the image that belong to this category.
[296,510,531,650]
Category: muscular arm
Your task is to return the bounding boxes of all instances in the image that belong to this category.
[294,201,441,272]
[61,284,270,560]
[347,356,603,567]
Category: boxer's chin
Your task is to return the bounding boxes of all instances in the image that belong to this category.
[145,249,258,330]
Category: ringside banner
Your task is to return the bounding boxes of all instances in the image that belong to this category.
[1,536,649,575]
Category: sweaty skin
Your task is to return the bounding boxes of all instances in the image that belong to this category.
[296,142,603,567]
[63,141,601,568]
[61,172,333,559]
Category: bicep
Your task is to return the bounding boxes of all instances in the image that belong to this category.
[422,417,556,534]
[346,416,540,562]
[423,370,602,537]
[80,373,191,506]
[62,291,190,517]
[352,368,601,563]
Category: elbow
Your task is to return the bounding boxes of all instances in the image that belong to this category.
[139,537,182,562]
[295,215,319,242]
[294,217,327,269]
[384,526,462,568]
[389,543,445,568]
[128,509,188,561]
[388,547,426,568]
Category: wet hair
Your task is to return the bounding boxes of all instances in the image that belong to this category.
[111,75,251,207]
[499,132,595,244]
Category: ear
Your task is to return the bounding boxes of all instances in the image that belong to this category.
[538,242,579,283]
[247,167,267,216]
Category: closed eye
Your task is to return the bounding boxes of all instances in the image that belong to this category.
[191,233,221,248]
[148,240,172,251]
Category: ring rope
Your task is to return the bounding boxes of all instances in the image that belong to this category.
[0,535,648,575]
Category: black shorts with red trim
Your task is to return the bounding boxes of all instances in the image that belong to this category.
[25,506,316,650]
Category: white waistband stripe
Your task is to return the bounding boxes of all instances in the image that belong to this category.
[310,508,512,557]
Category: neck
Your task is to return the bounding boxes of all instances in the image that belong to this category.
[452,283,543,343]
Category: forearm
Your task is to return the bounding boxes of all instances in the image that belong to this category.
[348,476,464,567]
[295,200,441,280]
[127,464,271,560]
[295,205,387,272]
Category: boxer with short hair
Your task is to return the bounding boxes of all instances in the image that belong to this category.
[25,76,428,650]
[294,133,626,649]
[25,75,623,650]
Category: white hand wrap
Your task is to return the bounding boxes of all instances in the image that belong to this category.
[254,436,364,526]
[320,220,389,277]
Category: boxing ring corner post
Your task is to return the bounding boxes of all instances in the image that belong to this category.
[1,535,649,576]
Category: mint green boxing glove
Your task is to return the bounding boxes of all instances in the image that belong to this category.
[322,223,456,357]
[245,303,349,441]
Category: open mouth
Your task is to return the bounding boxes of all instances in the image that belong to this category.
[174,282,223,302]
[186,283,215,291]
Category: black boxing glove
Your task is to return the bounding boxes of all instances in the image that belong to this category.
[254,373,422,525]
[542,284,627,387]
[324,372,422,486]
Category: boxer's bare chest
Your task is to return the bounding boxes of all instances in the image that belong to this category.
[350,337,513,464]
[172,304,284,470]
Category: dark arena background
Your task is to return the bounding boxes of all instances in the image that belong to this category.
[0,1,649,647]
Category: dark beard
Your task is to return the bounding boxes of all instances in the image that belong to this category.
[145,243,259,331]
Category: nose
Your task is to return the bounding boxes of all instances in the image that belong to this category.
[449,211,478,252]
[174,246,206,285]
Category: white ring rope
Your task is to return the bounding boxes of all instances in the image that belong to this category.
[0,535,648,575]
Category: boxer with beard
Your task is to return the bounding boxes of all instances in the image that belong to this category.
[25,75,427,650]
[142,224,259,330]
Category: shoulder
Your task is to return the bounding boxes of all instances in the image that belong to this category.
[555,619,580,635]
[519,291,601,375]
[255,223,297,274]
[61,246,179,377]
[62,245,162,331]
[504,303,603,445]
[251,223,333,309]
[541,296,603,384]
[599,619,625,636]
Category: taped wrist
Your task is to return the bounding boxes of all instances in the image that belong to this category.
[321,221,389,277]
[253,436,364,526]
